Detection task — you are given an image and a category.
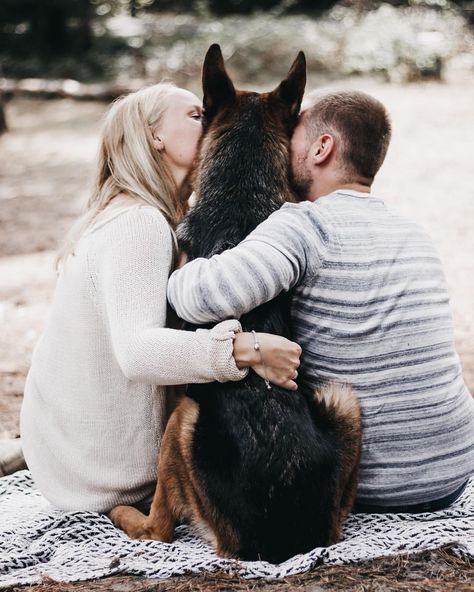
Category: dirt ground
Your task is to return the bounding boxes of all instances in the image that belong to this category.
[0,80,473,590]
[5,548,474,592]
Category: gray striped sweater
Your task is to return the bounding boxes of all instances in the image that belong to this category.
[167,190,474,505]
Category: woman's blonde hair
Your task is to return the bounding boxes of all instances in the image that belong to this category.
[57,82,181,269]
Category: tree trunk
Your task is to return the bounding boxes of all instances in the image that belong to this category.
[30,0,69,58]
[0,99,7,135]
[77,0,93,53]
[29,0,93,58]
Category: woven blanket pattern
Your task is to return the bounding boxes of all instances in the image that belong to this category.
[1,471,473,587]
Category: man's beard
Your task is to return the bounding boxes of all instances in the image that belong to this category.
[290,154,312,201]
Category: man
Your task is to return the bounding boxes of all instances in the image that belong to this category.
[167,90,474,513]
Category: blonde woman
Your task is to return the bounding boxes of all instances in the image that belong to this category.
[18,84,301,513]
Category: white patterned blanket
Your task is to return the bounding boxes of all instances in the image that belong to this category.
[1,471,473,588]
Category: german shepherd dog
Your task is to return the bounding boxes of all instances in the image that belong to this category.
[110,45,362,563]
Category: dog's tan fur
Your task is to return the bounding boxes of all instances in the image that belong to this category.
[110,383,361,555]
[312,384,362,543]
[109,395,242,557]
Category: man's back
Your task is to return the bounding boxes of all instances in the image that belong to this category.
[290,190,474,505]
[168,189,474,506]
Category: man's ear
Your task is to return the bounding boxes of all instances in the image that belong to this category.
[202,44,236,119]
[269,51,306,121]
[311,134,335,165]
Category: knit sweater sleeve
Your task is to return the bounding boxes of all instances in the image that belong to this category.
[167,202,330,324]
[96,207,247,384]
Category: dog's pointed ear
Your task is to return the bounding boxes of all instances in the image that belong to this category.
[202,44,236,119]
[269,51,306,120]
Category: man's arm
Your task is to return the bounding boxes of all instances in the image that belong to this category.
[167,203,330,324]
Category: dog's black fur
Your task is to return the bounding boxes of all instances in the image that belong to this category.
[175,45,360,563]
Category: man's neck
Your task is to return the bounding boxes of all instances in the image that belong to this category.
[334,182,371,195]
[308,181,371,202]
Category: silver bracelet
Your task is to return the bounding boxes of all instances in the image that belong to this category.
[251,330,272,390]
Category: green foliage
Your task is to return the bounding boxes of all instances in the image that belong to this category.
[0,0,473,81]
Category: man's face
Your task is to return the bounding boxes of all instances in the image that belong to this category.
[290,116,313,201]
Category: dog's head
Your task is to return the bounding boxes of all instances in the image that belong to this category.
[178,45,306,258]
[201,43,306,141]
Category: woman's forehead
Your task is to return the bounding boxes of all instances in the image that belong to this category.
[169,88,202,109]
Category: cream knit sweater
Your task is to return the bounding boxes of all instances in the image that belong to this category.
[20,205,247,513]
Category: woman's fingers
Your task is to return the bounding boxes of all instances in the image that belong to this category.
[249,333,302,391]
[279,378,298,391]
[293,344,303,358]
[264,366,299,391]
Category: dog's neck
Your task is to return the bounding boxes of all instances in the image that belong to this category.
[189,123,294,256]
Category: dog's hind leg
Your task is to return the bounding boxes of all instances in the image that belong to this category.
[311,383,362,544]
[110,397,199,541]
[142,396,204,542]
[108,505,148,539]
[141,477,177,542]
[109,483,178,542]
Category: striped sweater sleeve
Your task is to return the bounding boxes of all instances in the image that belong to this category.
[167,202,331,324]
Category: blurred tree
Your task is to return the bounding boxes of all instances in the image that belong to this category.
[102,0,158,16]
[147,0,474,12]
[1,0,470,82]
[0,0,93,59]
[148,0,339,13]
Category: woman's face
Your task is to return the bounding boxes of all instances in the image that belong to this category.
[154,88,203,177]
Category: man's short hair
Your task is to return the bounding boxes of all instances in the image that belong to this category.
[302,90,392,182]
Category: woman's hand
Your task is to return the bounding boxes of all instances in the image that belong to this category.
[233,332,302,391]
